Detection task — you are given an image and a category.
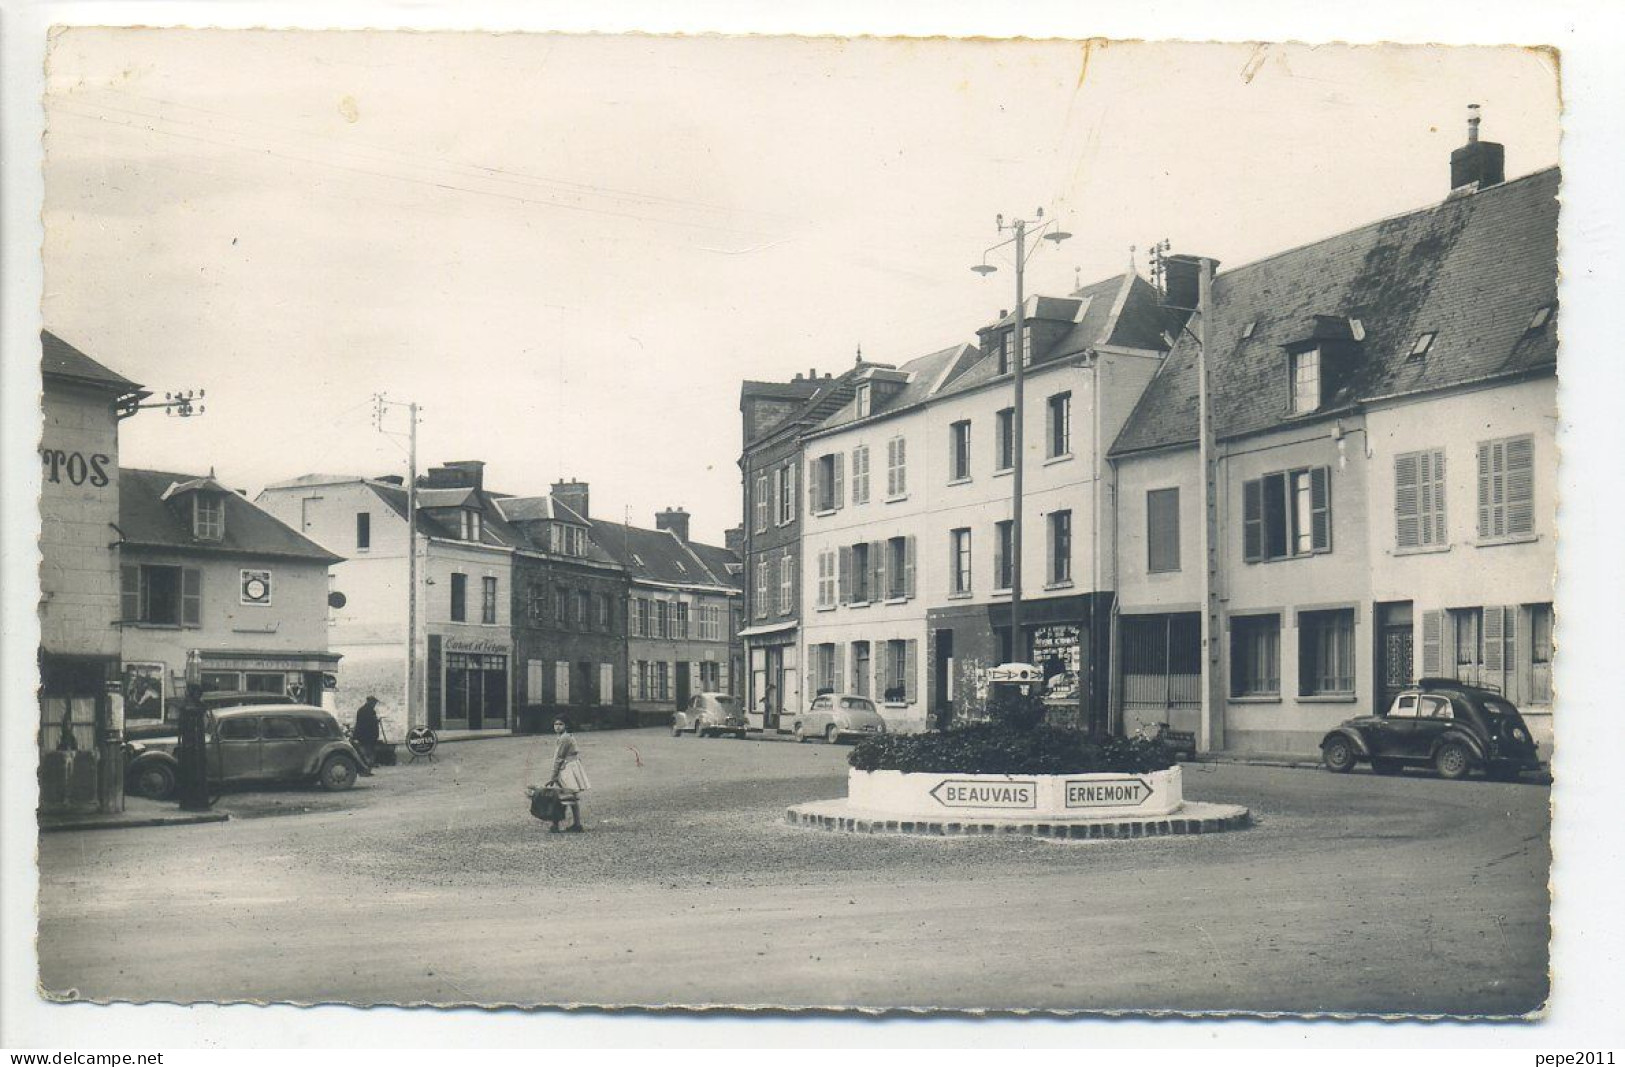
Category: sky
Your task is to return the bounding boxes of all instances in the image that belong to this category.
[41,32,1561,545]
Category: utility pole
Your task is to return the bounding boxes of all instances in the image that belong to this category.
[1195,257,1224,753]
[972,209,1069,665]
[376,395,422,730]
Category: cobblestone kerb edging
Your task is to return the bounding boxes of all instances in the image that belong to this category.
[784,799,1251,838]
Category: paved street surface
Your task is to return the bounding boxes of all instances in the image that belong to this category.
[37,729,1549,1015]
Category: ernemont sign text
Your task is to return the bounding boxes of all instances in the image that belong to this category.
[1065,777,1153,809]
[928,779,1037,810]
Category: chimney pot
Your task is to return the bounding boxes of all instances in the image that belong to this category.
[550,478,590,519]
[655,506,691,543]
[1449,104,1504,193]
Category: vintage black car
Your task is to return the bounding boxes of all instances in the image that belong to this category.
[125,702,369,798]
[1319,678,1543,780]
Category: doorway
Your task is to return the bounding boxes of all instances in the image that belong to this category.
[932,629,954,728]
[1376,601,1415,712]
[675,661,691,709]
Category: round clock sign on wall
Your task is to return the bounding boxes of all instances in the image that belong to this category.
[241,570,272,605]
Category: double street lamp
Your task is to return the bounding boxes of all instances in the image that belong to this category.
[972,209,1070,664]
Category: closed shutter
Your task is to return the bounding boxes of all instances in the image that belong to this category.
[838,545,852,603]
[1505,436,1534,536]
[772,468,783,524]
[1477,441,1498,538]
[807,459,820,514]
[832,647,844,695]
[885,439,897,497]
[1501,605,1519,696]
[904,534,917,599]
[872,540,886,601]
[904,639,919,704]
[120,565,139,622]
[599,663,614,706]
[1421,610,1443,677]
[181,568,202,627]
[1395,453,1420,549]
[786,464,797,520]
[832,453,845,510]
[1483,605,1504,672]
[896,437,907,494]
[1242,478,1264,562]
[1427,451,1447,545]
[1310,466,1331,552]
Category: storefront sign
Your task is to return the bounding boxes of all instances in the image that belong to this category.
[444,637,509,654]
[928,778,1037,809]
[1065,777,1153,809]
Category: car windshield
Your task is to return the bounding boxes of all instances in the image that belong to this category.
[711,697,738,709]
[840,698,876,712]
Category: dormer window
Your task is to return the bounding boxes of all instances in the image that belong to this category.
[996,332,1011,376]
[1290,347,1321,415]
[1408,332,1436,361]
[855,383,872,418]
[549,523,585,556]
[1021,324,1033,367]
[1528,305,1553,331]
[193,494,224,541]
[459,509,483,541]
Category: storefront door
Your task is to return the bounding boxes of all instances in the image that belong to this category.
[1377,601,1415,713]
[675,661,691,709]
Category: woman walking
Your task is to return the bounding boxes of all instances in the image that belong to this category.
[541,716,589,833]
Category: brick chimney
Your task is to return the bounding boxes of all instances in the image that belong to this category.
[422,460,485,492]
[656,506,691,543]
[1450,103,1505,194]
[723,524,744,554]
[551,478,589,520]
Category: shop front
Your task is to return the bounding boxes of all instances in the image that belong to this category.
[427,634,512,733]
[927,592,1113,733]
[741,621,798,730]
[117,650,342,723]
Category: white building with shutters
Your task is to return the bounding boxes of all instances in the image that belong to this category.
[1108,131,1557,756]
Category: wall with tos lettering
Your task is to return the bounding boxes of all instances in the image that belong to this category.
[39,381,121,659]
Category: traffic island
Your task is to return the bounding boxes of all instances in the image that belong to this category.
[785,766,1251,838]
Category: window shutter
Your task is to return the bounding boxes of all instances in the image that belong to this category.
[1310,466,1331,552]
[120,565,139,622]
[904,639,919,704]
[904,534,917,599]
[1501,605,1519,694]
[871,540,886,601]
[786,464,797,519]
[1483,605,1504,672]
[1395,453,1420,549]
[1045,400,1055,458]
[832,648,844,695]
[771,468,782,525]
[1505,436,1534,536]
[1242,479,1263,562]
[1430,451,1448,545]
[1476,442,1492,538]
[181,568,202,627]
[1421,610,1443,677]
[807,460,820,514]
[838,545,852,603]
[884,439,896,496]
[896,437,907,494]
[832,453,846,510]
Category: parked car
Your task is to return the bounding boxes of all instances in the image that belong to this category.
[1319,678,1543,780]
[672,693,748,738]
[793,693,888,745]
[123,692,302,798]
[124,704,370,798]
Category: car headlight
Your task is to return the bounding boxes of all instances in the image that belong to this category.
[1511,727,1527,742]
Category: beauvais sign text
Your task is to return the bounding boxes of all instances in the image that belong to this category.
[1064,777,1153,809]
[928,779,1037,810]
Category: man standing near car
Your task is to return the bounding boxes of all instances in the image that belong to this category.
[352,696,381,768]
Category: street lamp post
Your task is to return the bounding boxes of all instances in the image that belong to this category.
[973,210,1069,665]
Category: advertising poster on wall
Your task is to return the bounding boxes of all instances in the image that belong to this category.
[122,662,166,722]
[1031,624,1081,705]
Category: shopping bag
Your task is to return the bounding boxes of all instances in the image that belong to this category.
[529,786,566,822]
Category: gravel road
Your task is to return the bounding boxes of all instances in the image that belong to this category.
[37,727,1550,1015]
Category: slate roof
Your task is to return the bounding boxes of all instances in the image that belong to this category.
[687,540,745,591]
[1111,167,1560,456]
[121,469,343,564]
[41,330,145,395]
[495,495,622,565]
[808,344,973,435]
[588,520,732,589]
[365,480,517,545]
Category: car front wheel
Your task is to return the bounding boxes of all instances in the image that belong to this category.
[1435,742,1472,780]
[825,724,841,745]
[319,755,359,791]
[1322,736,1357,773]
[130,761,177,800]
[793,722,807,743]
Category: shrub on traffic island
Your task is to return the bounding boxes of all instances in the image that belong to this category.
[847,721,1178,776]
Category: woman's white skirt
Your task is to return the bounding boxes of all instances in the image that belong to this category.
[556,758,591,794]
